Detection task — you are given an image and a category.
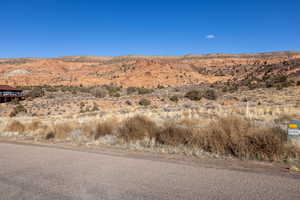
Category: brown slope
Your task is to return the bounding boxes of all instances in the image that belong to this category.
[0,51,299,87]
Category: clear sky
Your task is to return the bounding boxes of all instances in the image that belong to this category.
[1,0,299,58]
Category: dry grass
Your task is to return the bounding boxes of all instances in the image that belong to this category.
[118,115,158,142]
[156,122,194,146]
[115,115,299,161]
[195,116,290,160]
[52,122,77,140]
[25,120,48,132]
[5,120,25,133]
[273,114,298,124]
[81,122,94,138]
[94,120,116,140]
[1,114,299,162]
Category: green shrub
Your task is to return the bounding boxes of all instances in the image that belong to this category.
[137,87,153,95]
[184,90,201,101]
[157,85,165,89]
[139,98,151,106]
[45,86,58,92]
[110,91,121,97]
[15,104,27,113]
[126,87,137,95]
[169,95,179,102]
[202,89,217,100]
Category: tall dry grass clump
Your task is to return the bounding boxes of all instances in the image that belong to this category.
[196,116,292,160]
[26,120,48,133]
[156,123,194,146]
[5,120,25,133]
[118,115,158,142]
[94,115,298,161]
[52,122,77,140]
[93,120,116,140]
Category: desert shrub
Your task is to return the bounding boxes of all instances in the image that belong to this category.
[53,123,75,140]
[9,104,27,117]
[157,84,165,89]
[241,97,248,102]
[118,115,158,142]
[139,98,151,106]
[126,87,137,95]
[247,83,258,90]
[5,120,25,132]
[156,123,194,146]
[46,94,55,99]
[77,86,92,93]
[184,90,202,101]
[15,104,27,113]
[10,98,20,105]
[276,84,283,90]
[46,87,58,92]
[221,86,228,93]
[137,87,153,95]
[60,86,69,92]
[45,132,55,140]
[273,114,297,124]
[103,84,121,94]
[202,88,217,100]
[265,80,274,88]
[94,120,115,140]
[273,75,288,83]
[91,103,100,111]
[9,111,17,118]
[228,85,238,93]
[91,87,107,98]
[28,87,44,98]
[169,95,179,103]
[265,75,291,89]
[195,116,290,160]
[101,84,122,97]
[26,120,46,132]
[110,91,121,97]
[79,102,85,108]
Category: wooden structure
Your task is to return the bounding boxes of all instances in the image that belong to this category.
[0,85,24,103]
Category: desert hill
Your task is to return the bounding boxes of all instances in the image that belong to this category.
[0,51,300,88]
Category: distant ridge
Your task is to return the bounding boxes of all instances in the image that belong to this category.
[1,51,300,60]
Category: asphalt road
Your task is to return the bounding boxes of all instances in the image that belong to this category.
[0,143,299,200]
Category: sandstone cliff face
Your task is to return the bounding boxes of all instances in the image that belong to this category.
[0,51,299,87]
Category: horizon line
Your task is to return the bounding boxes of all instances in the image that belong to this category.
[1,50,300,59]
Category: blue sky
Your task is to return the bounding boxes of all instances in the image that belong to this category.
[0,0,299,58]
